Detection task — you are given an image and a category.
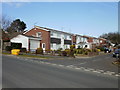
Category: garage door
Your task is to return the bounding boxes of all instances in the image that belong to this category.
[30,40,40,51]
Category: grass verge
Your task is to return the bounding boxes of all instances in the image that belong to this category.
[18,54,50,59]
[2,52,50,59]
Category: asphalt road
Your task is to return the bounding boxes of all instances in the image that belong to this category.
[2,55,118,88]
[33,54,119,73]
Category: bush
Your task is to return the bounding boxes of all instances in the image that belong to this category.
[69,49,75,57]
[92,48,98,52]
[61,51,67,56]
[75,48,85,54]
[45,49,51,53]
[70,45,75,50]
[96,46,104,51]
[65,49,71,56]
[83,51,89,55]
[5,46,12,51]
[20,48,27,52]
[36,48,43,54]
[86,49,92,52]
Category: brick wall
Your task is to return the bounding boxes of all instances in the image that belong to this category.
[25,28,50,50]
[72,35,76,45]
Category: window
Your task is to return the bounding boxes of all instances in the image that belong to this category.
[69,35,71,39]
[42,43,46,48]
[57,33,61,38]
[51,44,54,48]
[36,32,41,37]
[64,34,67,39]
[50,32,53,36]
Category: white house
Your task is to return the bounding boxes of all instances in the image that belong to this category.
[10,34,41,51]
[50,29,72,50]
[76,35,91,49]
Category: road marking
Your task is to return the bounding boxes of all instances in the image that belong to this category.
[6,55,120,77]
[58,65,64,67]
[75,68,81,70]
[84,69,90,71]
[51,63,57,66]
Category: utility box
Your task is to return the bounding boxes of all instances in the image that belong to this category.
[11,49,20,55]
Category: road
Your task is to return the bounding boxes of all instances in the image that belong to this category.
[2,55,118,88]
[39,53,119,73]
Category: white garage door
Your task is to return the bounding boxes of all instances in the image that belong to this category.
[30,40,40,51]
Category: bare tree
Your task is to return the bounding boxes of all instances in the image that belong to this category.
[0,14,11,31]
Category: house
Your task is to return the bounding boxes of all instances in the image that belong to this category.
[10,25,108,52]
[24,26,73,51]
[76,35,92,49]
[10,34,41,51]
[99,38,107,46]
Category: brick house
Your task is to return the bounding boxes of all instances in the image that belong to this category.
[24,26,73,51]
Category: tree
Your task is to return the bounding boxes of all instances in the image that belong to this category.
[0,14,11,31]
[7,19,26,33]
[99,32,120,44]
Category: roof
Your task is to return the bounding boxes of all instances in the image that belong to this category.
[10,34,41,41]
[34,26,74,35]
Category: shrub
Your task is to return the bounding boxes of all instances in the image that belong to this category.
[45,49,51,53]
[83,51,89,55]
[69,49,75,57]
[96,46,104,51]
[5,46,12,51]
[61,51,67,56]
[86,49,92,52]
[92,48,98,52]
[65,49,71,56]
[20,48,27,52]
[75,49,81,54]
[36,48,43,54]
[70,45,76,50]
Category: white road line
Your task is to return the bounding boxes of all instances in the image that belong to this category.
[51,64,57,66]
[87,68,95,71]
[75,68,81,70]
[58,65,64,67]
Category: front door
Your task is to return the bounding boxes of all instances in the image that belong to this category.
[42,43,46,52]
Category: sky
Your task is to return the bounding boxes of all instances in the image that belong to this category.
[2,2,118,37]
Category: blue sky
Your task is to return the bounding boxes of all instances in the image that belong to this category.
[2,2,118,37]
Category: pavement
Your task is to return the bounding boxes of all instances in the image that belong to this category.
[2,55,119,88]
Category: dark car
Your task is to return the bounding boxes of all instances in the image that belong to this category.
[104,47,111,53]
[113,49,120,58]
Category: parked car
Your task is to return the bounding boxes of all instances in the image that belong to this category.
[113,48,120,58]
[104,47,111,53]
